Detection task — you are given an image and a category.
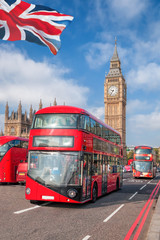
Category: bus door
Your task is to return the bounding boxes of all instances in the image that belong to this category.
[102,155,108,194]
[9,140,20,181]
[107,156,115,191]
[0,157,10,182]
[82,154,92,200]
[10,140,27,181]
[10,147,20,181]
[153,161,156,177]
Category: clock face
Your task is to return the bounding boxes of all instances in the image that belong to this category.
[108,85,118,96]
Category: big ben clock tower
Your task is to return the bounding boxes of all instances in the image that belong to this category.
[104,39,127,162]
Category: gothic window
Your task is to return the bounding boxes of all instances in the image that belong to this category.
[21,128,26,134]
[108,79,118,83]
[11,127,15,135]
[112,63,118,68]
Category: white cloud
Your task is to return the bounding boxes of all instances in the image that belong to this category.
[83,42,127,69]
[149,20,160,40]
[86,0,147,27]
[110,0,147,20]
[88,106,105,121]
[127,63,160,91]
[84,42,112,69]
[128,111,160,131]
[131,40,160,67]
[127,110,160,146]
[127,99,153,114]
[0,44,89,111]
[0,114,5,132]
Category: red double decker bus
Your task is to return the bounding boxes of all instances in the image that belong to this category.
[133,146,156,178]
[0,136,28,183]
[25,106,123,204]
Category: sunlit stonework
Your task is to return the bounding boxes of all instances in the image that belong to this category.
[104,39,127,162]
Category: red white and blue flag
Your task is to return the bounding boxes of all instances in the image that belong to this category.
[0,0,74,54]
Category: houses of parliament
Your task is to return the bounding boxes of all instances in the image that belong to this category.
[1,98,58,138]
[0,41,127,159]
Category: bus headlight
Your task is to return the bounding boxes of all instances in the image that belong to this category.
[26,188,31,195]
[67,189,77,198]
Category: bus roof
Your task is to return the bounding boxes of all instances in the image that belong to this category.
[35,105,121,136]
[0,136,28,146]
[134,146,152,150]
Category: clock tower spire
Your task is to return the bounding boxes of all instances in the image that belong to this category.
[104,39,127,163]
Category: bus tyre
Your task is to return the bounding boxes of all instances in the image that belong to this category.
[116,178,119,191]
[91,184,97,203]
[30,200,38,204]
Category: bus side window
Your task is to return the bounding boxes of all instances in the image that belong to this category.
[116,136,121,145]
[79,115,85,129]
[21,141,28,149]
[0,143,10,160]
[79,115,90,131]
[14,140,21,148]
[91,119,96,134]
[93,154,98,175]
[108,156,113,173]
[96,122,102,137]
[97,160,101,175]
[104,129,110,141]
[8,140,20,148]
[85,116,90,131]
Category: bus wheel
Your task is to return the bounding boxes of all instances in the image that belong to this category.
[116,178,119,191]
[91,184,97,203]
[30,200,38,204]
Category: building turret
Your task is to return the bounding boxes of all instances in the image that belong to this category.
[29,105,33,123]
[18,101,22,121]
[5,102,9,121]
[39,99,43,110]
[106,38,122,78]
[0,129,3,136]
[53,98,57,106]
[24,110,27,121]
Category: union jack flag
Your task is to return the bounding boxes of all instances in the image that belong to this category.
[0,0,74,54]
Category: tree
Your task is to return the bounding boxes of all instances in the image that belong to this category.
[127,151,134,161]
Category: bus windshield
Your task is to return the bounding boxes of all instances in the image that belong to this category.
[28,151,81,186]
[33,114,79,129]
[133,161,152,172]
[135,148,152,154]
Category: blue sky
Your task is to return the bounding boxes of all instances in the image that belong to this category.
[0,0,160,147]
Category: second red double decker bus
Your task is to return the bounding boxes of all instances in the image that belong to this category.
[0,136,28,183]
[25,106,123,204]
[133,146,157,178]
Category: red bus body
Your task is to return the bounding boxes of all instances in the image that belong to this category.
[127,159,133,170]
[128,159,133,165]
[16,162,28,183]
[0,136,28,183]
[25,106,123,204]
[133,146,156,178]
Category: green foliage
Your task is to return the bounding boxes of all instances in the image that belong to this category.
[127,150,134,161]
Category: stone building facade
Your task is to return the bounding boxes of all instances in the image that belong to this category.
[3,99,57,138]
[4,101,34,138]
[104,40,127,163]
